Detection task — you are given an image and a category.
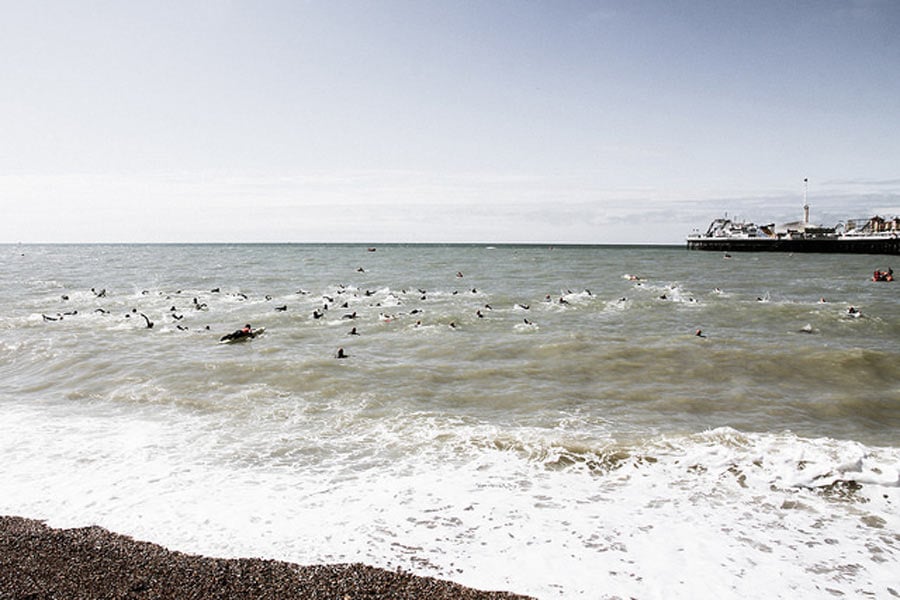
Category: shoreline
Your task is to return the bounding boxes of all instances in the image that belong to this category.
[0,516,534,600]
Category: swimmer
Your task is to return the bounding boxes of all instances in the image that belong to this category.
[336,347,348,359]
[275,305,287,312]
[220,323,253,342]
[139,313,154,329]
[312,310,323,319]
[695,329,706,338]
[348,327,359,335]
[342,311,357,320]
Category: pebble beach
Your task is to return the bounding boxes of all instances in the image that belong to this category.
[0,516,533,600]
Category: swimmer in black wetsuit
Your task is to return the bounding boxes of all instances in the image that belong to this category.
[220,324,253,342]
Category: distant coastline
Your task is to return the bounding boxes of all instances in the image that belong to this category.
[2,241,684,248]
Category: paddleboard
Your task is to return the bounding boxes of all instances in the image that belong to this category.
[219,327,265,344]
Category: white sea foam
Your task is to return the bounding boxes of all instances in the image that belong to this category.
[1,398,898,599]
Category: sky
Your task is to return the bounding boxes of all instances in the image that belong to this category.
[2,0,899,244]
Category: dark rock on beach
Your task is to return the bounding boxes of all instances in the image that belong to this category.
[0,516,534,600]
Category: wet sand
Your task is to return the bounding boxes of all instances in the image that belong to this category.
[0,516,534,599]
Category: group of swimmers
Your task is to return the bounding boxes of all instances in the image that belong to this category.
[40,261,884,356]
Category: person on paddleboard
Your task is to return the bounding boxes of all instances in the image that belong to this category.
[220,324,254,342]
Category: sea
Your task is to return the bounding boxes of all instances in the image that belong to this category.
[1,243,898,599]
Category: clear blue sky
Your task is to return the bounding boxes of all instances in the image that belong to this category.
[2,1,898,243]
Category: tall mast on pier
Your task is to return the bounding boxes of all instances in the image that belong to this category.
[803,178,810,225]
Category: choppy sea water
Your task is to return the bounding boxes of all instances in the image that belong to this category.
[1,243,898,599]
